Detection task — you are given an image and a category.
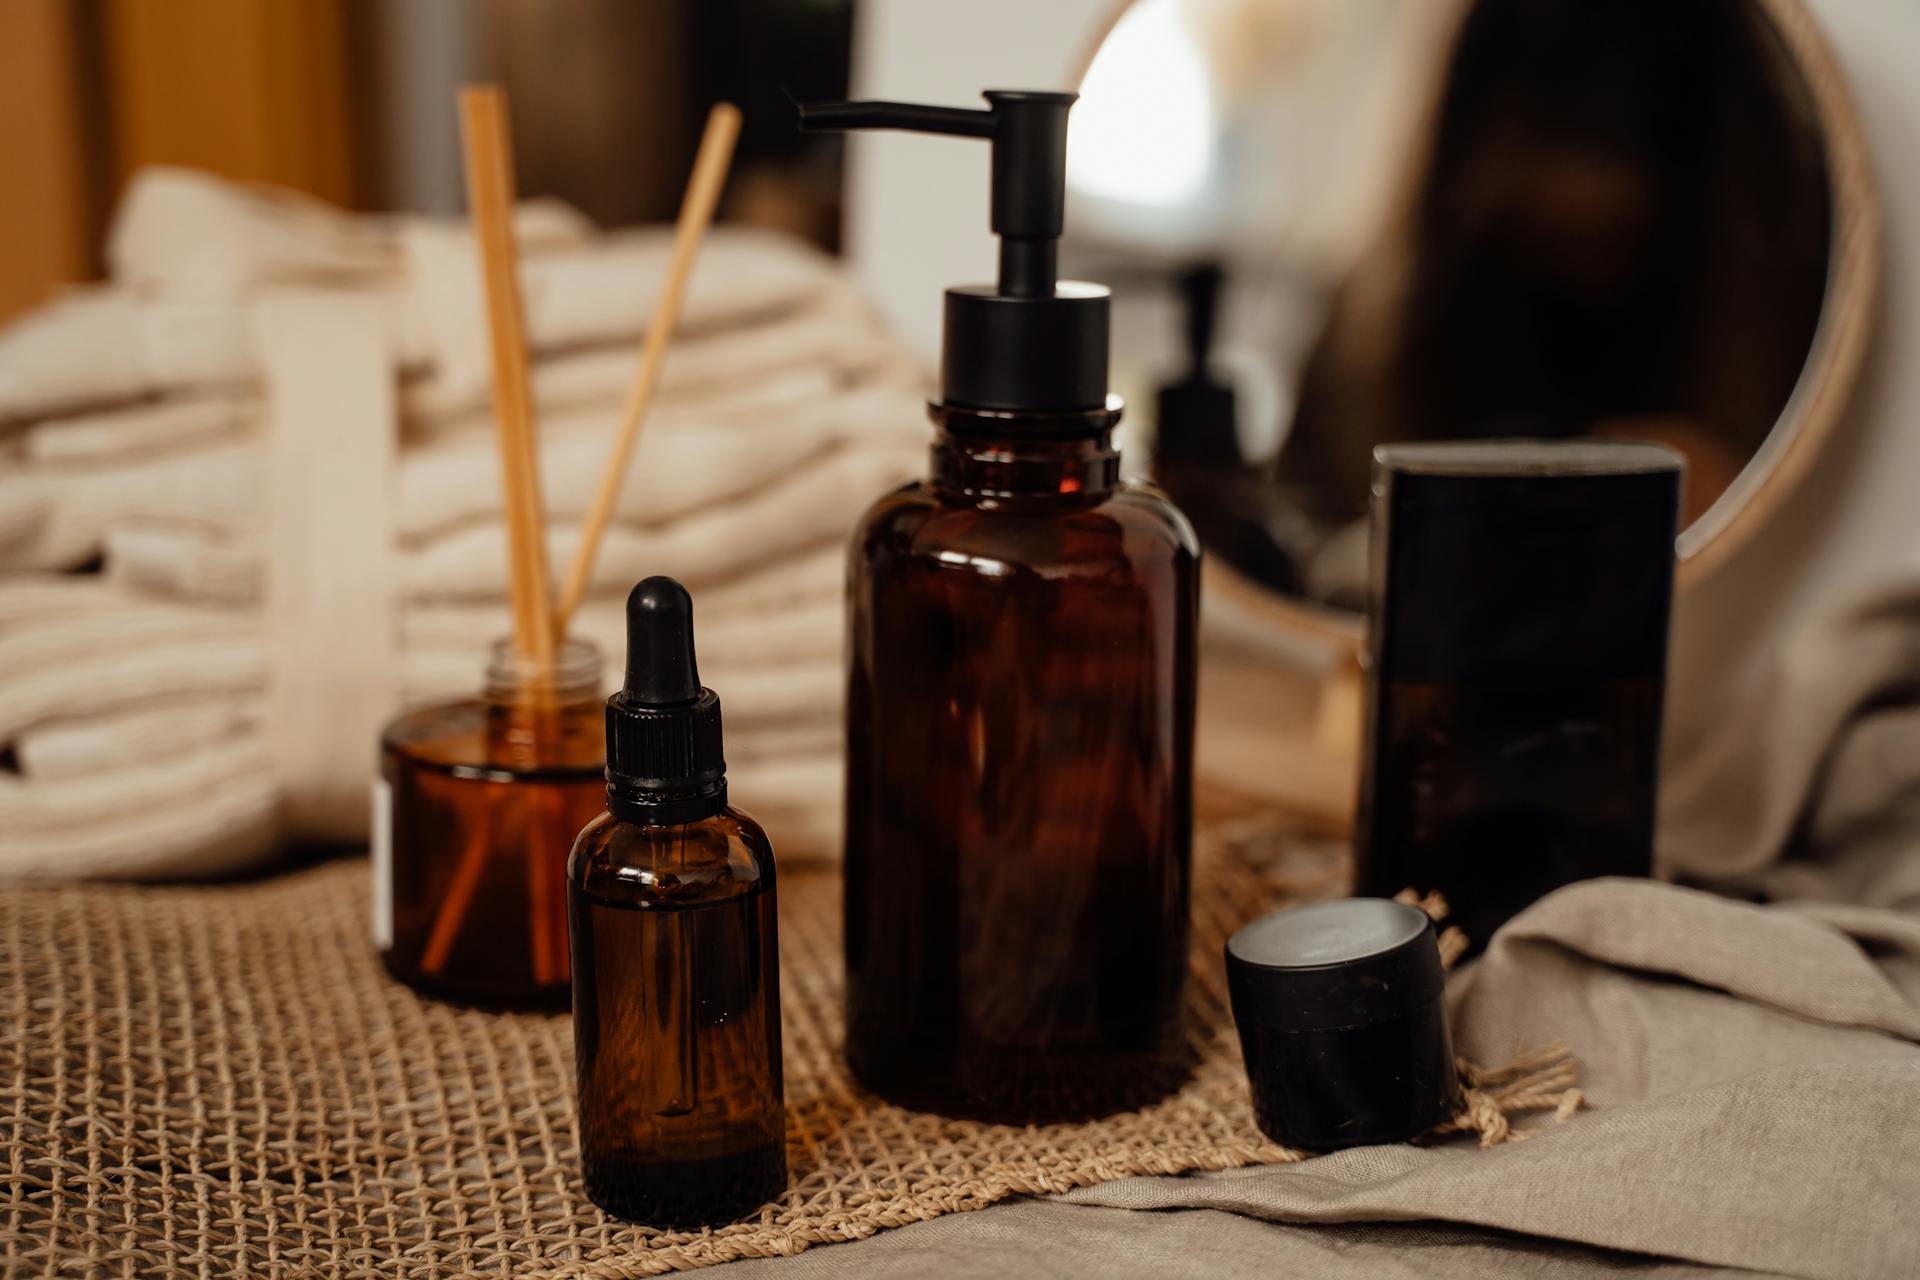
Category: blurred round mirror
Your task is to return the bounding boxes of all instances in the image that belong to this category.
[1066,0,1874,625]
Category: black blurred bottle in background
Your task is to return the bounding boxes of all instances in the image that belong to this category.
[1151,263,1303,594]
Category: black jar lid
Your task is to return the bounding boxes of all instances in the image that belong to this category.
[1227,898,1445,1031]
[1226,899,1461,1149]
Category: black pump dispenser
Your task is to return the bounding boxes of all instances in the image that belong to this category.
[798,90,1109,412]
[604,576,726,822]
[1157,263,1240,467]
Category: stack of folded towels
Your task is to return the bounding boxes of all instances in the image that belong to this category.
[0,168,928,877]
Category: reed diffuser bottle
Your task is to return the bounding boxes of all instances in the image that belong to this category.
[569,577,785,1227]
[801,92,1200,1123]
[375,83,607,1012]
[377,639,606,1009]
[379,87,742,1016]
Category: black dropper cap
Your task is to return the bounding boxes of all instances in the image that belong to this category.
[797,90,1109,413]
[604,576,727,824]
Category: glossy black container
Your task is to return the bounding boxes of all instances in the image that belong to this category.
[1354,440,1682,948]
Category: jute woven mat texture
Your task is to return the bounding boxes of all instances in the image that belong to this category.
[2,818,1576,1277]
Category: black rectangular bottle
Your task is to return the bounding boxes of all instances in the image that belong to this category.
[1354,440,1683,949]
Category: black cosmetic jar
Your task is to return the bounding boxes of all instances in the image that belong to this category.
[1226,898,1463,1150]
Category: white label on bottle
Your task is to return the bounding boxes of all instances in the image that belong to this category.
[371,778,393,950]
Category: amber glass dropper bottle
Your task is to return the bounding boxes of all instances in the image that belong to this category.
[568,576,785,1227]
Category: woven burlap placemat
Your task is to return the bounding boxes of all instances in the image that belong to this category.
[2,817,1578,1277]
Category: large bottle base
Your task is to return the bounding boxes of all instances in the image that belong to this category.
[582,1141,787,1229]
[846,1037,1194,1126]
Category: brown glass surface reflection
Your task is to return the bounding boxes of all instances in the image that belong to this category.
[568,809,785,1227]
[381,696,605,1009]
[843,407,1200,1123]
[1355,677,1662,948]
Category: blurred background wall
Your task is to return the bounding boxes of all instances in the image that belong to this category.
[0,0,106,323]
[0,0,854,323]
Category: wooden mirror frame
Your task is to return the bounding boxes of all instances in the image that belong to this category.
[1078,0,1882,654]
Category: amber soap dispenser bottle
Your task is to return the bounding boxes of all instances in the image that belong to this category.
[568,577,784,1227]
[800,92,1201,1123]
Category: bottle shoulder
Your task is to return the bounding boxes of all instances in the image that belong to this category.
[853,477,1201,565]
[1108,480,1202,557]
[568,805,775,908]
[853,478,937,533]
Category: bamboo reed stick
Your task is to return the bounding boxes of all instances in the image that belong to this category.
[526,779,558,985]
[459,84,557,670]
[420,818,493,975]
[421,85,562,985]
[552,102,742,634]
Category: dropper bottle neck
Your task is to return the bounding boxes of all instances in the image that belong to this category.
[604,577,729,826]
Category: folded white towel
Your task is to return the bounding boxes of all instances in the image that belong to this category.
[103,525,260,603]
[396,296,887,438]
[0,742,281,879]
[0,288,256,420]
[0,623,267,748]
[0,436,257,570]
[402,552,844,672]
[0,172,852,419]
[402,441,920,600]
[0,168,926,879]
[107,167,408,297]
[15,695,259,780]
[0,319,923,575]
[397,378,925,542]
[21,390,255,465]
[399,219,843,411]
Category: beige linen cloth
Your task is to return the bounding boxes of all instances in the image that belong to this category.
[709,579,1920,1279]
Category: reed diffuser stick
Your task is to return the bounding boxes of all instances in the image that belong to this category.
[552,103,742,634]
[419,822,492,975]
[459,84,558,670]
[422,85,562,984]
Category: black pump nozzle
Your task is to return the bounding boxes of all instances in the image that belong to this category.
[798,90,1108,413]
[1157,262,1240,469]
[606,576,726,821]
[799,91,1073,299]
[1178,263,1224,383]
